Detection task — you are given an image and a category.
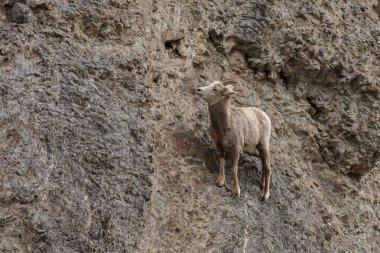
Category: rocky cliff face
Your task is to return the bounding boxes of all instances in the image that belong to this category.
[1,0,379,252]
[0,1,153,251]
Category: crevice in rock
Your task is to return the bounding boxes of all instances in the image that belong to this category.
[164,39,178,50]
[264,69,271,80]
[306,95,322,118]
[278,69,289,87]
[348,164,370,181]
[208,29,225,53]
[347,171,364,181]
[164,39,181,57]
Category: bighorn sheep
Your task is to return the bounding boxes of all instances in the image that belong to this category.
[196,75,272,200]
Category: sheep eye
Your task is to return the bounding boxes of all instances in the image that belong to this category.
[213,88,218,91]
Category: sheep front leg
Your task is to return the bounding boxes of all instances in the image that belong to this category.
[215,148,226,187]
[231,147,240,196]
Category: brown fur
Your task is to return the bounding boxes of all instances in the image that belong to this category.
[196,76,272,200]
[209,99,231,135]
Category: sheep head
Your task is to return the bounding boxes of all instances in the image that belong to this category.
[196,81,237,105]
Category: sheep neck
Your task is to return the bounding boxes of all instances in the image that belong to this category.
[209,97,231,135]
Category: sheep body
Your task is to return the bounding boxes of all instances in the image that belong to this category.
[197,78,272,200]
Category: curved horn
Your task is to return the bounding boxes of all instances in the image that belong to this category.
[222,74,244,92]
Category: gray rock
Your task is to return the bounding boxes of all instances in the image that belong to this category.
[3,0,26,7]
[11,2,31,23]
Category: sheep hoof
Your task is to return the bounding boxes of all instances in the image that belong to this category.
[215,177,225,187]
[232,187,240,197]
[260,192,270,201]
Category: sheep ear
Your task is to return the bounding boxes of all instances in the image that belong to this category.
[222,86,236,96]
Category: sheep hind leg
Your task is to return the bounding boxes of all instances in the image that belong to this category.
[260,170,266,190]
[258,144,271,201]
[231,147,241,197]
[247,148,264,188]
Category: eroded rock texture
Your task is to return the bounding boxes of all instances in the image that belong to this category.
[1,1,152,252]
[0,0,379,252]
